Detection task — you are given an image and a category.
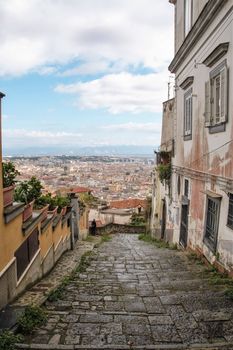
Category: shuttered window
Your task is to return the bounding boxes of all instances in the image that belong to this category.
[227,193,233,229]
[205,62,228,128]
[204,197,220,252]
[184,89,192,139]
[184,0,192,36]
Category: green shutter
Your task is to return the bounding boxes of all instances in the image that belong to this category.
[220,65,228,123]
[204,81,211,127]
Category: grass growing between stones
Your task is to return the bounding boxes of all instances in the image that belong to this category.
[84,235,95,242]
[138,233,177,250]
[0,330,23,350]
[187,251,233,300]
[47,251,92,302]
[17,305,47,335]
[101,234,112,243]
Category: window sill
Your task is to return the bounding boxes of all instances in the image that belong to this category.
[226,224,233,231]
[209,123,226,134]
[184,134,192,141]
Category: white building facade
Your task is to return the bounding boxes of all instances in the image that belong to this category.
[167,0,233,271]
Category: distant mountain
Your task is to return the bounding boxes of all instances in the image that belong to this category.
[3,145,155,157]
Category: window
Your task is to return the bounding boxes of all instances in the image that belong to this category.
[177,175,181,196]
[205,61,228,130]
[14,228,39,279]
[227,193,233,229]
[184,179,189,198]
[184,89,192,139]
[184,0,192,36]
[204,197,220,252]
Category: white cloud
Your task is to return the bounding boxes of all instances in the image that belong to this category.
[0,0,173,77]
[55,71,169,114]
[3,129,82,146]
[101,122,161,133]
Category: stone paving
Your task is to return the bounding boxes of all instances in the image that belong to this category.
[13,237,101,308]
[18,234,233,349]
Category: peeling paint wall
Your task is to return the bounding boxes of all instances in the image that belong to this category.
[150,99,175,241]
[169,0,233,271]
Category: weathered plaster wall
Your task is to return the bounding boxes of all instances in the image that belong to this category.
[171,1,233,270]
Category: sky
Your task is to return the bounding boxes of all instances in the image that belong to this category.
[0,0,174,154]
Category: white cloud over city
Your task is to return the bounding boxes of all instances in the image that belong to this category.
[55,72,169,114]
[0,0,173,77]
[0,0,174,151]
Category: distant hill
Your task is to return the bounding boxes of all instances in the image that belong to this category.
[3,145,155,157]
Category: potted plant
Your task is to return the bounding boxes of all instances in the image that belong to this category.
[14,177,43,222]
[39,193,58,218]
[2,161,20,207]
[35,193,55,220]
[54,195,70,216]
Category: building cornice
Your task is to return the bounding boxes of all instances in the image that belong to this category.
[203,42,229,67]
[180,76,194,90]
[169,0,229,73]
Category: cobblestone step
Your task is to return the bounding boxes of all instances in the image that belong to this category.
[17,234,233,348]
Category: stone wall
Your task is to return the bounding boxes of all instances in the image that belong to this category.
[95,223,146,235]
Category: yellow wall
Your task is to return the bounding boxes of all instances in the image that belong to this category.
[52,220,63,248]
[79,208,89,231]
[61,220,70,240]
[39,223,53,259]
[0,214,27,271]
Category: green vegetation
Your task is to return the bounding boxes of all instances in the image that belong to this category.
[48,251,92,302]
[130,212,146,226]
[157,163,172,183]
[14,176,43,205]
[36,193,70,212]
[138,233,177,250]
[0,330,23,350]
[2,161,20,188]
[101,234,112,243]
[187,251,233,300]
[79,192,99,207]
[17,305,47,335]
[14,178,70,211]
[84,235,95,242]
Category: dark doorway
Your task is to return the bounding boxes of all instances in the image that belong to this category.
[179,204,189,247]
[161,200,166,239]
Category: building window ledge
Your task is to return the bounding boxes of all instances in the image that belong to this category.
[180,76,194,90]
[203,43,229,68]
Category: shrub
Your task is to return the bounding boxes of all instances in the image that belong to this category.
[17,305,47,334]
[2,162,20,188]
[0,330,23,350]
[36,193,70,212]
[14,177,43,204]
[54,195,70,213]
[157,163,171,183]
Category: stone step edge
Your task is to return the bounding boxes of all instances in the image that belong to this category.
[16,341,233,350]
